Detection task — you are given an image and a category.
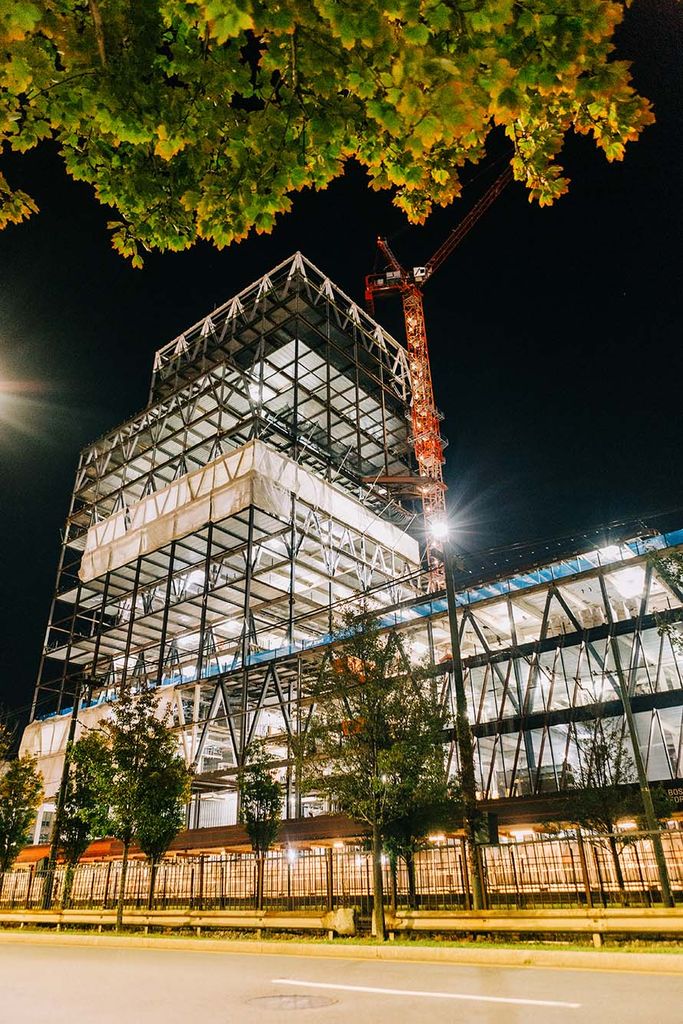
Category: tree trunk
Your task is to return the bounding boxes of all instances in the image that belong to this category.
[63,863,75,909]
[147,859,158,911]
[405,848,417,909]
[88,0,107,66]
[372,821,386,940]
[465,817,485,910]
[117,840,130,932]
[608,833,628,906]
[256,854,265,912]
[389,853,398,913]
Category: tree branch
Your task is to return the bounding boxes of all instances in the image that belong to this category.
[89,0,107,68]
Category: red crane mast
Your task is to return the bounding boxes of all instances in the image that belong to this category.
[365,166,512,587]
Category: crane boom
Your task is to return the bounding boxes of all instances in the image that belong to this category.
[423,166,513,281]
[376,238,404,277]
[364,163,512,589]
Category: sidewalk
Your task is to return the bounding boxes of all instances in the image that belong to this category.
[1,928,681,974]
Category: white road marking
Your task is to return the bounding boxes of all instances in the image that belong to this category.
[272,978,581,1008]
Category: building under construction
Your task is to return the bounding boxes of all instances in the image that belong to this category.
[21,254,683,844]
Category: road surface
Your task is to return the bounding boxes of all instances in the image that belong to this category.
[0,940,680,1023]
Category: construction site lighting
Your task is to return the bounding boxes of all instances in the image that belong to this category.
[429,519,449,541]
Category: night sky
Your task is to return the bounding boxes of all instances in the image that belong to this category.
[1,1,681,722]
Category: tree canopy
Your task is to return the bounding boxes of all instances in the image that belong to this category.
[303,610,453,935]
[239,740,282,859]
[0,752,43,872]
[565,715,671,836]
[1,2,653,264]
[57,730,112,869]
[239,740,282,909]
[101,685,191,924]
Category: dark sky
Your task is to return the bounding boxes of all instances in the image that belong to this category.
[1,1,681,720]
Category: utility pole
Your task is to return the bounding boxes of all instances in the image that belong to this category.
[42,678,84,909]
[437,529,485,910]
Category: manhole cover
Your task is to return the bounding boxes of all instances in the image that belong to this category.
[247,994,336,1011]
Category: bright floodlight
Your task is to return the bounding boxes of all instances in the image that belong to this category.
[430,518,449,541]
[248,381,262,402]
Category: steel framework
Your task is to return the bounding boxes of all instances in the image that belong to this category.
[22,254,683,839]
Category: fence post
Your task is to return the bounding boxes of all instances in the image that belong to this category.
[26,866,35,909]
[198,856,205,912]
[325,848,334,912]
[567,844,580,909]
[576,831,593,909]
[632,841,651,908]
[509,845,522,909]
[103,860,113,910]
[476,846,488,910]
[592,845,607,908]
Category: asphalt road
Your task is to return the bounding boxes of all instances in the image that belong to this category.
[0,941,680,1024]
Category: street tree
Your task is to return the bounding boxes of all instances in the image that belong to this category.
[0,752,43,872]
[56,731,112,906]
[102,685,191,929]
[565,715,672,905]
[239,740,282,911]
[303,611,450,939]
[1,3,653,263]
[135,738,192,909]
[0,715,14,762]
[384,776,462,910]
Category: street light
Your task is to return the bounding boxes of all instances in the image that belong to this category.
[429,518,485,910]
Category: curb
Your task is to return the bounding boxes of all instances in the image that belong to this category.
[0,930,681,974]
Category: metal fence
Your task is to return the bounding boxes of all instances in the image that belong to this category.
[2,830,683,914]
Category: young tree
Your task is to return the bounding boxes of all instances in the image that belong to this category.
[303,612,450,939]
[384,776,462,910]
[239,741,282,911]
[56,731,112,906]
[1,3,653,263]
[135,743,192,909]
[0,754,43,873]
[102,686,191,929]
[565,715,672,905]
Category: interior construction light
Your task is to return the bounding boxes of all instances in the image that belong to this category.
[610,566,646,599]
[619,820,637,830]
[287,847,298,864]
[509,829,535,841]
[428,833,445,843]
[186,569,205,591]
[248,378,276,404]
[598,545,622,563]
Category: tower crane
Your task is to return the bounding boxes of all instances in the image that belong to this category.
[365,165,512,588]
